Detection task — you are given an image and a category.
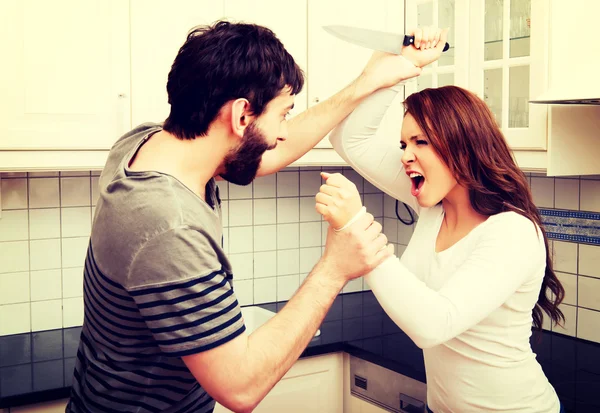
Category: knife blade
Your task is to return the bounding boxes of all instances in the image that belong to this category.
[323,25,450,54]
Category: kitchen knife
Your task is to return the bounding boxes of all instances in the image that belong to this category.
[323,25,450,54]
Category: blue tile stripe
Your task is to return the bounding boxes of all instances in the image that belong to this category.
[539,208,600,246]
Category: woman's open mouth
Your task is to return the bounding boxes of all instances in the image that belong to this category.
[409,172,425,197]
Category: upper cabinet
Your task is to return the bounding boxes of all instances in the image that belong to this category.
[405,0,548,151]
[0,0,131,150]
[307,0,404,148]
[130,0,225,127]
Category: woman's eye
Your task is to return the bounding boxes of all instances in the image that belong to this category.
[400,143,406,150]
[416,140,428,145]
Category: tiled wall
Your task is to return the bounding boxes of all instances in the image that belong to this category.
[1,169,599,346]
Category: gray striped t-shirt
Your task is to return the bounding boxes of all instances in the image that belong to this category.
[66,123,245,413]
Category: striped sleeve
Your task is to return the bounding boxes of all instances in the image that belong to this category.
[126,226,245,356]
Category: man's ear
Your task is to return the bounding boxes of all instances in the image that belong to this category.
[230,98,252,138]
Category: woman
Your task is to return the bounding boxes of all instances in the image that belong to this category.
[316,34,565,413]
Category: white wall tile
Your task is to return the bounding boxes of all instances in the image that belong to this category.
[216,180,229,200]
[577,308,600,343]
[300,222,321,248]
[580,179,600,212]
[277,249,300,275]
[31,300,63,332]
[299,247,322,273]
[0,210,29,242]
[0,303,31,335]
[253,225,277,252]
[343,169,364,193]
[229,182,253,200]
[552,241,578,274]
[554,178,579,210]
[91,170,102,176]
[277,274,299,301]
[530,177,554,208]
[578,276,600,311]
[61,237,89,268]
[277,198,299,223]
[221,201,229,227]
[29,209,61,240]
[91,176,100,206]
[253,277,276,304]
[60,177,91,207]
[222,228,229,254]
[29,178,59,208]
[300,171,322,197]
[30,239,62,271]
[30,269,62,301]
[253,175,275,198]
[63,297,84,328]
[1,172,27,178]
[277,224,299,249]
[277,171,299,197]
[60,171,90,177]
[556,271,577,306]
[254,199,277,225]
[579,244,600,278]
[61,207,92,238]
[62,267,84,298]
[229,200,253,227]
[364,194,383,218]
[384,194,397,218]
[363,179,380,194]
[253,251,277,278]
[553,304,576,337]
[0,271,30,305]
[0,241,29,273]
[343,278,363,294]
[300,197,321,222]
[234,280,253,306]
[383,218,399,244]
[228,227,253,253]
[1,178,28,209]
[229,253,254,280]
[29,172,58,178]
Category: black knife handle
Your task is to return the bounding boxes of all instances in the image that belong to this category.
[403,35,450,52]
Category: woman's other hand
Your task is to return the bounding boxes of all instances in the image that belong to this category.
[316,172,363,230]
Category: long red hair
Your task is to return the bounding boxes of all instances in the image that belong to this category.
[404,86,564,330]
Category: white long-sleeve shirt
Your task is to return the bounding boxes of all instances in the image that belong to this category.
[329,84,560,413]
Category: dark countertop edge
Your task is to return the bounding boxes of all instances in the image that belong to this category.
[0,341,423,409]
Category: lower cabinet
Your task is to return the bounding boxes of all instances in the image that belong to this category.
[214,352,344,413]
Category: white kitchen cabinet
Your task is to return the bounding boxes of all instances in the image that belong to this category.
[406,0,548,151]
[130,0,226,127]
[0,0,131,151]
[214,353,344,413]
[307,0,405,149]
[222,0,308,119]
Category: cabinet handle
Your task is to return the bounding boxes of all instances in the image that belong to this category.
[399,392,425,413]
[313,97,320,103]
[118,93,127,98]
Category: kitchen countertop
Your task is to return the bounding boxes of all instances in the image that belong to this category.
[1,291,600,412]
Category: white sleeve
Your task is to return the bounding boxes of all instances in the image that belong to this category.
[364,213,546,349]
[329,82,420,214]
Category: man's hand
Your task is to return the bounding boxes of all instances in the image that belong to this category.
[320,212,393,283]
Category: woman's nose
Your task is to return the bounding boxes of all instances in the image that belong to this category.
[401,148,415,166]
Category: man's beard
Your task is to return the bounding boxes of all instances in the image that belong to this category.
[220,122,276,186]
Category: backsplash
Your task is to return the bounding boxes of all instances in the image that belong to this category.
[0,169,599,345]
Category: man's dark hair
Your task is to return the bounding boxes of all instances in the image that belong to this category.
[163,20,304,140]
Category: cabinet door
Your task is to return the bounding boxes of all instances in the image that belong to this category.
[0,0,130,150]
[222,1,308,119]
[404,0,470,96]
[469,0,549,150]
[214,353,344,413]
[130,0,225,127]
[307,0,404,148]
